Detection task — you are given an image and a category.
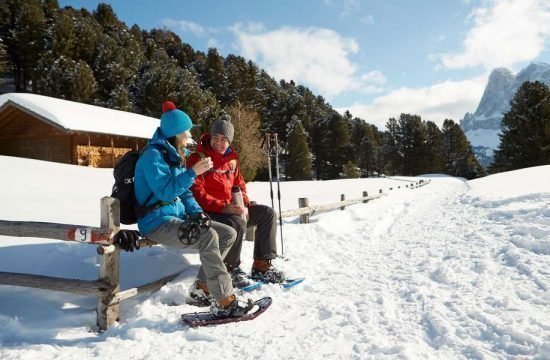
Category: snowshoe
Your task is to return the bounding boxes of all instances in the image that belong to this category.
[210,295,255,318]
[231,267,262,291]
[182,297,272,328]
[250,260,286,284]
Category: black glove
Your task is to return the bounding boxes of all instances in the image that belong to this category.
[113,230,141,252]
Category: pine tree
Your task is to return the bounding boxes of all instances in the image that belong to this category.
[93,3,120,33]
[343,161,361,178]
[51,10,77,59]
[442,119,483,179]
[286,116,312,180]
[135,49,220,128]
[360,125,381,176]
[71,60,97,103]
[0,0,47,91]
[148,29,193,69]
[106,84,132,111]
[325,111,352,178]
[424,120,446,173]
[203,48,225,100]
[491,81,550,172]
[74,13,102,65]
[398,114,427,176]
[34,56,96,103]
[0,39,6,76]
[383,117,402,175]
[92,27,143,105]
[226,102,263,181]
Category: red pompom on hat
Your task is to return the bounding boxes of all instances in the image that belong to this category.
[162,101,177,113]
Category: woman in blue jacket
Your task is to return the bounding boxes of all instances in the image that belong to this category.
[134,102,252,318]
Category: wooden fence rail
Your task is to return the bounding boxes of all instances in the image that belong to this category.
[280,193,384,222]
[0,221,113,245]
[0,272,109,295]
[0,179,431,330]
[278,179,431,224]
[0,196,172,331]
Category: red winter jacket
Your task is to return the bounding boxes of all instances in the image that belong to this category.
[187,133,249,213]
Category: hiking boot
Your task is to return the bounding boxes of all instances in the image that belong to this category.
[251,259,286,283]
[210,294,254,318]
[230,267,257,289]
[187,280,212,306]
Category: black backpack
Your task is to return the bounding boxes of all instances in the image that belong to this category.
[111,144,172,225]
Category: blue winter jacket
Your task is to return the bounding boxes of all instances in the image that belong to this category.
[134,128,203,236]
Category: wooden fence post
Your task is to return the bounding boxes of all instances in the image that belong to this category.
[340,194,345,210]
[362,191,368,203]
[299,198,309,224]
[379,189,382,194]
[97,197,120,331]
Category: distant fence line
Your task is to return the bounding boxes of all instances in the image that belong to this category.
[278,179,431,224]
[0,179,431,331]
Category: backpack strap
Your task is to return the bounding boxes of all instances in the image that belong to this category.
[135,144,180,219]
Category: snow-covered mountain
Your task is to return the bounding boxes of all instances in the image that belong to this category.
[460,62,550,167]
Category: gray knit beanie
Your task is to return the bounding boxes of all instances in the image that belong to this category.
[210,113,234,143]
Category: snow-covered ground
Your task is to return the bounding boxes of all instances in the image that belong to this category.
[0,155,549,359]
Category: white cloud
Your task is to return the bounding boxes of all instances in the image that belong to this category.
[207,38,220,48]
[337,75,487,129]
[340,0,361,18]
[162,19,208,37]
[232,25,383,98]
[436,0,550,69]
[361,15,375,25]
[324,0,361,18]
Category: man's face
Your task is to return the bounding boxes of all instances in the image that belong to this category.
[210,133,230,155]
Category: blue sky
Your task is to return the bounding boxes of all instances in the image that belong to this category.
[60,0,550,128]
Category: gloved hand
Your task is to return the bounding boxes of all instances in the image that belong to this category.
[113,229,141,252]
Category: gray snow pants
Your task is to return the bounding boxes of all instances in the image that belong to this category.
[146,218,237,301]
[207,204,278,270]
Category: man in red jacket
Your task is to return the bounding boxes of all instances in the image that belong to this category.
[187,114,285,290]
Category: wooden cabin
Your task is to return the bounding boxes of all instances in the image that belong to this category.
[0,93,159,167]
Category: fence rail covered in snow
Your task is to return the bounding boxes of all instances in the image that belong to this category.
[0,178,431,331]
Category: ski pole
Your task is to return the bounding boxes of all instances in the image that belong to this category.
[273,133,284,257]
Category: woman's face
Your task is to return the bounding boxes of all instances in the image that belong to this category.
[175,131,195,158]
[210,134,230,155]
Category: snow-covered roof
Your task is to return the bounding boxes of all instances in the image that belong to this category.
[0,93,160,139]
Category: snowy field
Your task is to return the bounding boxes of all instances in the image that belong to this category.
[0,155,549,359]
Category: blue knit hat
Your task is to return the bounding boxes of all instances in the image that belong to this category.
[160,101,193,138]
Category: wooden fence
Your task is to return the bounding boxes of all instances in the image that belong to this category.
[277,179,431,223]
[0,197,180,331]
[0,179,431,331]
